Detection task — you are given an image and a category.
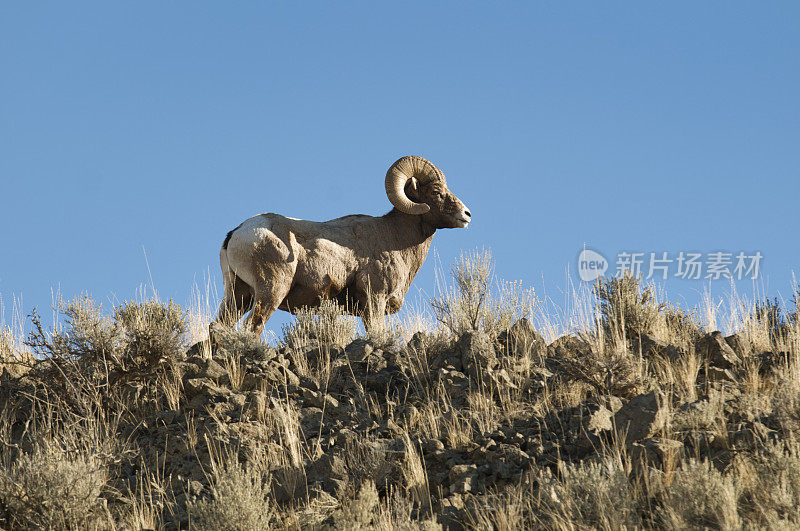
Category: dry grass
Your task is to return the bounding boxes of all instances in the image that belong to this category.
[3,252,800,528]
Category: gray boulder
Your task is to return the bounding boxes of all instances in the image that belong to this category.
[498,318,546,359]
[696,331,740,369]
[614,391,669,444]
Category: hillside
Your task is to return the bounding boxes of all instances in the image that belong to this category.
[1,254,799,529]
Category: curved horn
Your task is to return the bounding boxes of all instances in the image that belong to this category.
[384,156,442,215]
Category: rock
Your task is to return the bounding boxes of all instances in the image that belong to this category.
[696,331,740,369]
[448,464,479,494]
[241,372,264,391]
[489,367,516,389]
[724,333,749,357]
[547,335,591,358]
[333,428,359,448]
[614,391,668,444]
[308,454,347,494]
[188,480,204,497]
[584,405,613,434]
[704,366,736,383]
[246,390,266,420]
[184,377,227,399]
[406,331,436,354]
[430,345,464,372]
[755,350,788,374]
[439,369,469,397]
[299,345,344,369]
[271,362,300,387]
[185,339,210,359]
[528,366,553,392]
[301,388,340,411]
[458,331,497,382]
[197,358,227,383]
[597,395,624,414]
[379,419,402,438]
[345,338,374,361]
[365,350,388,372]
[323,394,340,410]
[731,421,776,448]
[439,501,468,531]
[633,334,681,361]
[302,387,321,405]
[364,370,393,392]
[498,318,546,359]
[483,444,531,479]
[156,409,179,425]
[631,437,683,466]
[424,438,445,453]
[229,392,246,408]
[547,335,592,366]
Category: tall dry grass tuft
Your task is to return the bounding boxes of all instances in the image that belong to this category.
[401,433,433,514]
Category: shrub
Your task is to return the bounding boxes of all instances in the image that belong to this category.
[330,480,380,529]
[558,344,644,398]
[772,387,800,436]
[39,297,121,365]
[188,459,274,531]
[534,458,640,529]
[741,440,800,526]
[341,439,393,489]
[0,327,31,377]
[662,303,704,346]
[431,249,536,337]
[281,299,356,350]
[791,287,800,325]
[211,322,274,362]
[660,459,740,529]
[594,273,660,342]
[0,444,108,530]
[23,299,187,417]
[753,297,790,341]
[115,300,187,365]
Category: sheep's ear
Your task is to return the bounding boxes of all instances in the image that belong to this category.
[409,177,420,194]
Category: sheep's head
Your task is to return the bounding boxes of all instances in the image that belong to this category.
[385,156,471,229]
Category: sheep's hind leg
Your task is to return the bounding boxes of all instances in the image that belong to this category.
[217,273,254,326]
[249,282,291,335]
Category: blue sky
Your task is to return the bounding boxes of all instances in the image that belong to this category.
[1,3,798,334]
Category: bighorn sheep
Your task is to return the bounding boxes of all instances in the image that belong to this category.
[216,156,471,333]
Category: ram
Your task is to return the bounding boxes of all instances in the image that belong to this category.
[216,156,471,333]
